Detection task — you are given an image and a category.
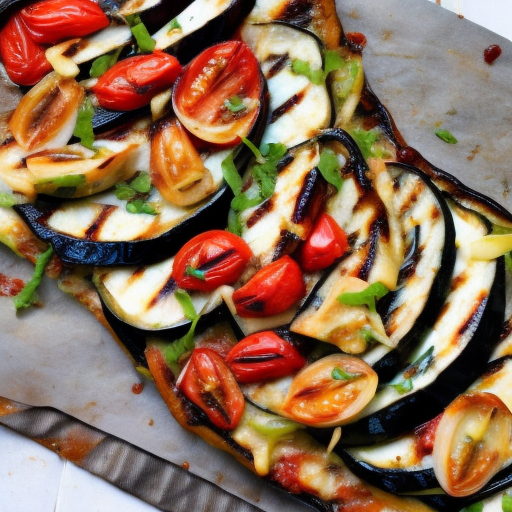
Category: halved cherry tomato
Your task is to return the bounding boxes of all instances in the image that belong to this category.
[172,40,264,146]
[0,14,53,86]
[20,0,110,45]
[414,414,442,459]
[432,392,512,497]
[171,230,252,292]
[232,256,305,318]
[298,213,349,272]
[225,331,306,383]
[150,117,216,207]
[282,354,378,427]
[91,51,182,111]
[177,347,245,430]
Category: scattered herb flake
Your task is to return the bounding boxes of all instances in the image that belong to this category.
[435,129,458,145]
[130,172,152,194]
[390,378,413,395]
[90,48,122,78]
[126,14,155,52]
[323,50,346,77]
[318,148,343,191]
[13,246,53,311]
[460,502,484,512]
[332,366,361,381]
[73,97,95,150]
[0,192,16,208]
[174,289,197,321]
[185,265,206,281]
[166,17,182,33]
[163,314,200,375]
[115,172,158,215]
[224,95,247,113]
[349,128,388,159]
[291,58,324,85]
[337,281,389,313]
[503,494,512,512]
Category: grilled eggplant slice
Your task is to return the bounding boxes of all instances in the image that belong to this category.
[331,201,506,446]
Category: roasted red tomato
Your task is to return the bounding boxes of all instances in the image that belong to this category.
[298,213,349,272]
[19,0,110,45]
[225,331,306,383]
[172,40,264,146]
[0,14,53,86]
[177,347,245,430]
[232,256,306,318]
[171,230,253,292]
[432,392,512,497]
[91,51,182,111]
[282,354,378,427]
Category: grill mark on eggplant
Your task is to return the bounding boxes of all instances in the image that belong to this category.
[270,91,306,124]
[273,230,300,261]
[357,219,386,282]
[149,275,177,307]
[63,41,85,58]
[457,291,487,338]
[292,167,324,224]
[127,266,145,285]
[84,205,117,241]
[265,54,289,79]
[246,199,274,229]
[277,0,314,27]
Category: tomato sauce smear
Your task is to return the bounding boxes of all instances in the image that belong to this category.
[0,273,25,297]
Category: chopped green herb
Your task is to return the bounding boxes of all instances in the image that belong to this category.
[323,50,346,77]
[174,289,197,321]
[318,148,343,191]
[166,17,182,33]
[291,58,324,85]
[130,171,152,194]
[90,48,122,78]
[492,225,512,272]
[0,192,16,208]
[125,199,158,215]
[390,378,413,395]
[435,129,457,145]
[13,246,53,311]
[73,97,95,150]
[115,182,137,201]
[224,95,247,113]
[242,136,266,164]
[349,128,389,160]
[460,502,484,512]
[407,346,435,378]
[126,14,155,52]
[39,174,86,188]
[249,415,303,437]
[503,494,512,512]
[221,152,242,196]
[505,252,512,273]
[332,366,361,381]
[185,265,206,281]
[337,281,389,313]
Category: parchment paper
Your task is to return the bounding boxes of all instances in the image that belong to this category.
[1,1,512,510]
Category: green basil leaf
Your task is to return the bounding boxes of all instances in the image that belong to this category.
[291,58,324,85]
[337,281,389,313]
[349,128,386,160]
[224,95,247,113]
[166,17,182,33]
[174,289,197,321]
[13,246,53,311]
[73,97,95,150]
[0,192,16,208]
[90,48,122,78]
[222,152,242,196]
[163,314,200,375]
[435,129,458,144]
[332,366,361,381]
[185,265,206,281]
[130,171,152,193]
[242,137,266,164]
[323,49,346,77]
[318,148,343,191]
[503,494,512,512]
[390,378,413,395]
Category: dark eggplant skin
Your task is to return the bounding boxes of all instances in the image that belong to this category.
[373,162,457,382]
[309,256,507,447]
[14,185,232,266]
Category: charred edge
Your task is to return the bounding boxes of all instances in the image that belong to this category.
[149,274,177,308]
[273,230,301,261]
[197,249,237,273]
[276,0,314,28]
[233,354,285,363]
[63,41,85,59]
[84,205,117,241]
[292,167,325,225]
[246,198,273,229]
[265,54,290,79]
[357,217,387,282]
[270,91,305,124]
[457,291,488,338]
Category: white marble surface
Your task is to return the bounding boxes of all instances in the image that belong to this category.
[2,1,512,512]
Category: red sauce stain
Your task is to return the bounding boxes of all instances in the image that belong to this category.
[346,32,367,48]
[414,414,442,459]
[484,44,502,65]
[148,418,154,426]
[0,273,25,297]
[182,461,190,470]
[132,382,144,394]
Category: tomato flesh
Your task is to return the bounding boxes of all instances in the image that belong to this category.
[0,14,53,86]
[298,213,349,272]
[177,347,245,430]
[173,40,263,146]
[171,230,253,292]
[225,331,306,383]
[232,256,305,318]
[92,51,182,111]
[20,0,109,45]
